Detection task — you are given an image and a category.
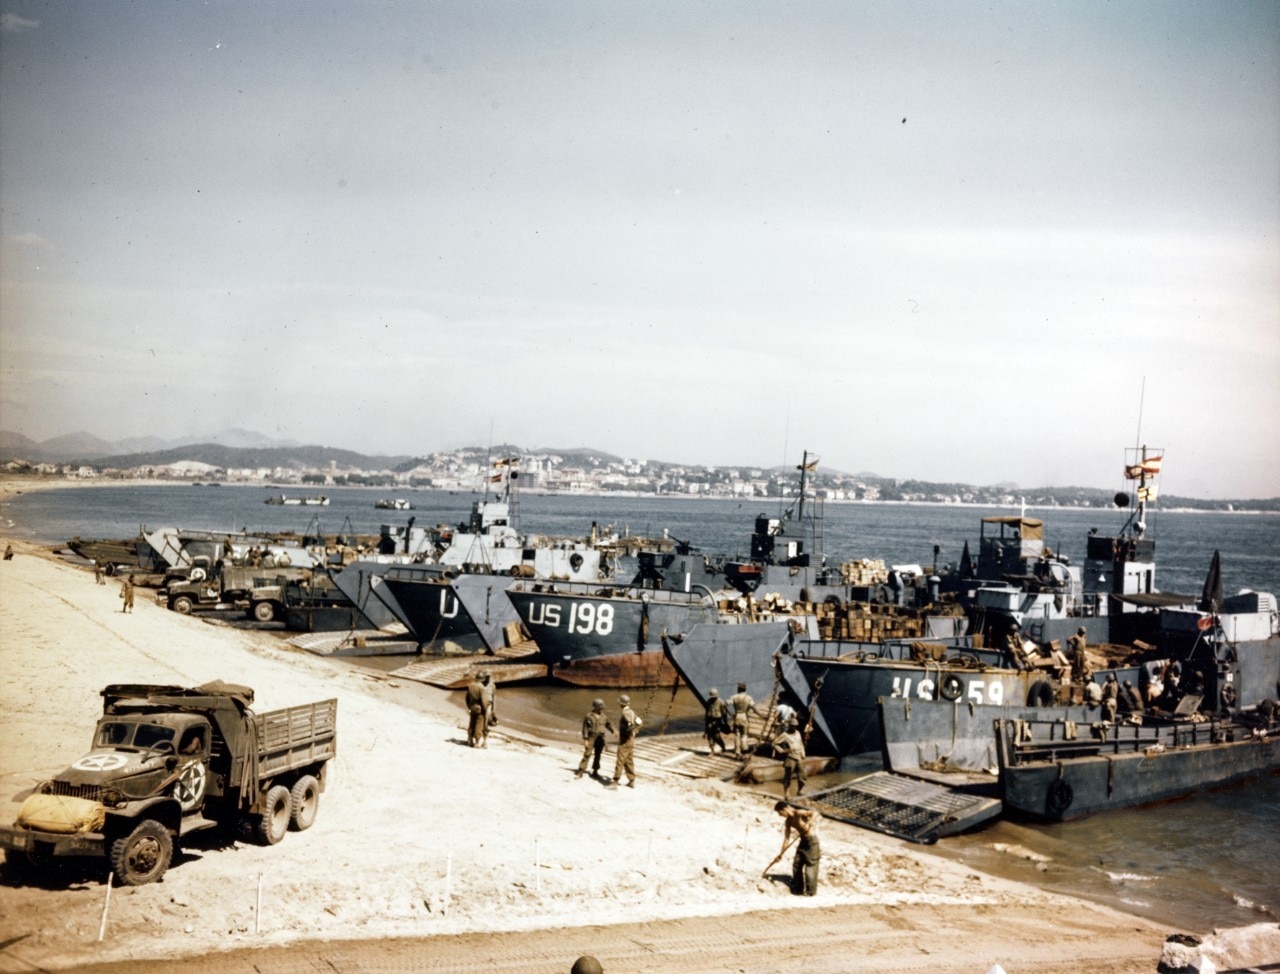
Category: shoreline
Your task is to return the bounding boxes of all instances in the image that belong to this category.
[3,474,1276,516]
[0,536,1185,973]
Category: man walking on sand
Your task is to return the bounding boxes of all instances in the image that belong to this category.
[119,576,135,613]
[773,719,806,797]
[729,683,759,757]
[576,698,613,779]
[775,800,821,896]
[609,694,641,788]
[465,674,487,748]
[94,561,105,584]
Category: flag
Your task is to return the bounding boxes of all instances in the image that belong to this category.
[493,457,518,467]
[1198,550,1223,613]
[1136,484,1158,502]
[1125,456,1163,479]
[798,457,819,472]
[488,473,503,483]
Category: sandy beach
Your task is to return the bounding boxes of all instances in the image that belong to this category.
[0,530,1186,973]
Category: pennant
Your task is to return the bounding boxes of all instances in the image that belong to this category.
[1136,484,1159,502]
[493,457,519,467]
[488,473,503,483]
[1124,455,1163,479]
[1198,550,1223,613]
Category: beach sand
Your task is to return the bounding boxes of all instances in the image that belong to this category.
[0,533,1178,973]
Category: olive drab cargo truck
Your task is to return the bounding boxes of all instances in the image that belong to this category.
[0,681,337,885]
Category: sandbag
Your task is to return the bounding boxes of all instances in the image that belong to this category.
[16,792,106,834]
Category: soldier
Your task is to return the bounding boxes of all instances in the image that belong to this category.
[93,560,105,584]
[1102,673,1119,720]
[610,694,641,788]
[120,576,135,613]
[2,544,12,561]
[773,719,806,797]
[774,800,821,896]
[570,957,604,974]
[576,699,613,779]
[704,688,728,754]
[465,674,487,747]
[729,682,760,757]
[1067,626,1088,683]
[481,671,497,745]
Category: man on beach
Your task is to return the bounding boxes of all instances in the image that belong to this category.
[465,674,487,747]
[773,719,806,797]
[119,576,134,613]
[610,694,641,788]
[729,683,759,757]
[704,688,728,753]
[93,561,105,584]
[576,698,613,779]
[775,800,821,896]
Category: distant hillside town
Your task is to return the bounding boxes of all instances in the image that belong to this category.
[1,431,1275,512]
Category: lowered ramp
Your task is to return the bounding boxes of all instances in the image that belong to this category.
[806,771,1002,844]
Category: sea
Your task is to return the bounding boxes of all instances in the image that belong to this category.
[2,482,1278,932]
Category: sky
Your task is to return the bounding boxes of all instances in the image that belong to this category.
[1,1,1277,498]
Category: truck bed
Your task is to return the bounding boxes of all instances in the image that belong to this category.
[256,699,338,776]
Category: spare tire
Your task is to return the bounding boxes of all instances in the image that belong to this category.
[1027,680,1054,707]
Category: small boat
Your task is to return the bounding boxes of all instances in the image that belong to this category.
[265,494,330,506]
[375,499,413,511]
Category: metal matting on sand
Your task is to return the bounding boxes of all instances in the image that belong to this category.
[807,770,1002,844]
[289,630,419,657]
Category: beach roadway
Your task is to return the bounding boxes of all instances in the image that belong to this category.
[0,536,1174,973]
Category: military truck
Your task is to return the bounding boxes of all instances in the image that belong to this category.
[160,565,312,621]
[0,681,337,885]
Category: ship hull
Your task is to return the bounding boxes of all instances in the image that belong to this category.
[507,583,721,687]
[381,567,519,655]
[779,652,1051,757]
[996,719,1280,822]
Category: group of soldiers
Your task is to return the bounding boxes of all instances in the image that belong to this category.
[468,671,820,896]
[703,683,808,798]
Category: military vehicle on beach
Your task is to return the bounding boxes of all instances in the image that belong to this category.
[0,682,337,885]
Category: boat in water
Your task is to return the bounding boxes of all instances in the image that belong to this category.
[264,494,330,506]
[508,450,940,687]
[376,459,616,655]
[375,498,413,510]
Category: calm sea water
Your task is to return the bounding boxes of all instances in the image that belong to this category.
[2,483,1278,931]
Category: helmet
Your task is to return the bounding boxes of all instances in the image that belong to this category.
[709,688,719,697]
[737,683,746,691]
[1077,627,1087,635]
[571,957,603,974]
[592,698,604,709]
[619,694,630,704]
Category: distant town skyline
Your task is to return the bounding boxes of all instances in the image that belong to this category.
[1,2,1276,499]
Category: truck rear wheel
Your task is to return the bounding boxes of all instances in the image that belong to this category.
[252,601,277,622]
[170,595,195,615]
[289,775,320,831]
[110,820,173,886]
[256,784,291,845]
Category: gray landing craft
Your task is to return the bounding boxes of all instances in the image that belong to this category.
[376,462,615,655]
[509,451,931,687]
[800,551,1279,838]
[662,447,1182,734]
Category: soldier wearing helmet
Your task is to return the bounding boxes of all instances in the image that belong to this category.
[610,694,642,788]
[464,673,487,748]
[570,956,603,974]
[704,688,728,754]
[576,698,613,779]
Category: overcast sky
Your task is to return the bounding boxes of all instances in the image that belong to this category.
[1,1,1276,498]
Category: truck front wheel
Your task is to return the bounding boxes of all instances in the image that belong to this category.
[252,601,277,623]
[256,785,291,845]
[170,595,195,615]
[110,820,173,886]
[289,775,320,831]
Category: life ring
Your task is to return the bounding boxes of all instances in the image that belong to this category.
[1046,777,1074,817]
[1220,684,1237,710]
[1196,615,1213,631]
[569,553,584,571]
[1027,680,1054,707]
[939,673,964,701]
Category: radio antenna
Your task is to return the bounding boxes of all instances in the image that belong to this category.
[1134,376,1146,450]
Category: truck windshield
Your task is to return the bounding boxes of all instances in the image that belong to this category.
[95,722,176,751]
